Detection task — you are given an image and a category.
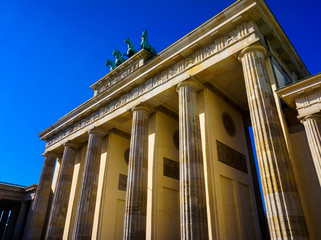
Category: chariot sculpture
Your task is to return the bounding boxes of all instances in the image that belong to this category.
[105,30,157,71]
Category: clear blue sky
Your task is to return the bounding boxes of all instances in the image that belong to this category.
[0,0,320,186]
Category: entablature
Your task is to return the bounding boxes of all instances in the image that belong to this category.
[39,0,310,152]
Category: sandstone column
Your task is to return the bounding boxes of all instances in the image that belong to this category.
[123,105,150,240]
[239,44,309,239]
[23,152,57,240]
[176,80,208,240]
[45,142,78,239]
[72,128,105,239]
[301,114,321,186]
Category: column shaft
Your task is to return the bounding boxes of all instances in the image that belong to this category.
[123,106,149,240]
[177,80,208,240]
[23,153,56,240]
[239,45,308,239]
[72,129,104,239]
[45,143,77,239]
[301,115,321,186]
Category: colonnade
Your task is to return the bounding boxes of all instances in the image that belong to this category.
[23,43,315,239]
[0,201,30,239]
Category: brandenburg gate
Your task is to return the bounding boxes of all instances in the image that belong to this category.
[21,0,321,239]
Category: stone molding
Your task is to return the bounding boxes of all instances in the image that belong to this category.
[238,43,267,61]
[41,152,59,158]
[45,22,254,148]
[90,49,155,95]
[132,105,151,115]
[176,78,202,92]
[88,127,106,137]
[301,113,321,123]
[63,141,81,150]
[276,73,321,119]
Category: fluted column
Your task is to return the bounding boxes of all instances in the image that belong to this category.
[123,105,150,240]
[72,128,105,239]
[239,44,309,239]
[23,152,57,240]
[45,142,78,239]
[176,80,208,240]
[301,114,321,186]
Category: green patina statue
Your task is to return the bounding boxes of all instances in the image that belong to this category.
[123,38,137,58]
[140,30,157,55]
[106,31,156,70]
[106,59,116,71]
[112,49,126,67]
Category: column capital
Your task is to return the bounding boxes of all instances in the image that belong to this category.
[238,44,267,62]
[300,113,321,123]
[88,127,106,137]
[131,104,151,115]
[176,78,202,92]
[63,141,81,150]
[41,152,60,158]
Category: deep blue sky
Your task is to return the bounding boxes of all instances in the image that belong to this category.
[0,0,320,186]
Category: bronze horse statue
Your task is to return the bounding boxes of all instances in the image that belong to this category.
[123,38,137,58]
[140,30,157,55]
[106,59,116,71]
[112,49,126,67]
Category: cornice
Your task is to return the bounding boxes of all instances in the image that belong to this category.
[38,0,256,141]
[250,0,310,78]
[38,0,310,146]
[276,73,321,109]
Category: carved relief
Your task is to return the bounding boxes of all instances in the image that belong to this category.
[163,157,179,180]
[47,22,253,147]
[224,29,239,46]
[216,141,248,173]
[96,59,142,94]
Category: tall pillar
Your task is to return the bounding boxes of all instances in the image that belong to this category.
[23,153,57,239]
[301,114,321,186]
[123,105,150,240]
[176,80,208,240]
[45,142,78,239]
[72,128,105,239]
[239,44,309,239]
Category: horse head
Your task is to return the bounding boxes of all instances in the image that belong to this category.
[124,38,130,44]
[141,30,147,39]
[106,59,116,70]
[112,49,118,57]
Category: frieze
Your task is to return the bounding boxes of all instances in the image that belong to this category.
[47,22,253,147]
[96,60,140,95]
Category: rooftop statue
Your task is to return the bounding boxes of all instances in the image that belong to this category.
[106,59,116,71]
[123,38,137,58]
[113,49,126,67]
[140,30,157,55]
